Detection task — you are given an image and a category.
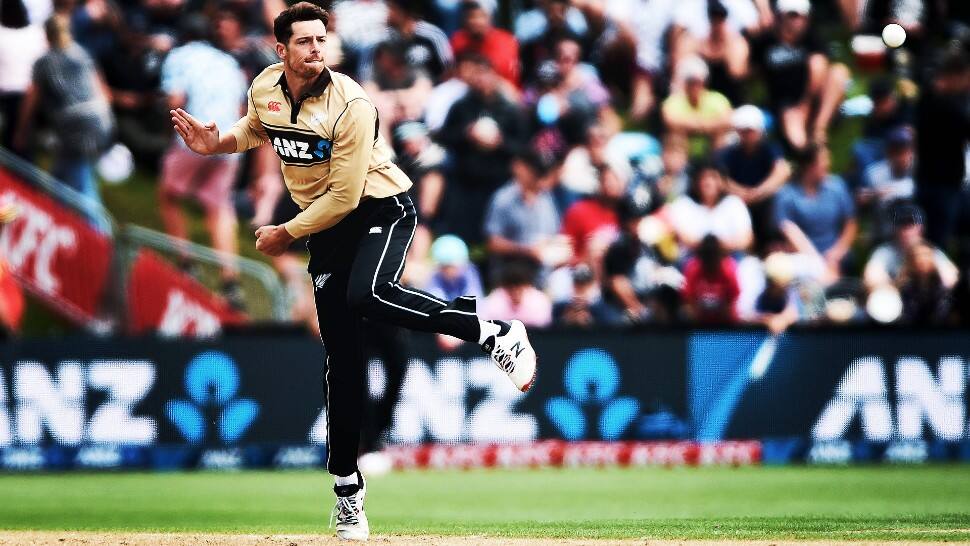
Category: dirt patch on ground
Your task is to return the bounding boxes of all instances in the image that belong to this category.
[1,533,968,546]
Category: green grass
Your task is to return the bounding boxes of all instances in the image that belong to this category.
[1,466,969,540]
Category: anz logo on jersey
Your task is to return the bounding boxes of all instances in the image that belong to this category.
[265,126,332,166]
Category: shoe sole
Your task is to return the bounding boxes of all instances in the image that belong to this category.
[337,533,370,542]
[520,356,537,392]
[516,321,537,393]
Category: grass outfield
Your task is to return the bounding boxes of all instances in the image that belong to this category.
[0,466,968,541]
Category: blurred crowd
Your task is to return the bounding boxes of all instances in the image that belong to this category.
[2,0,970,333]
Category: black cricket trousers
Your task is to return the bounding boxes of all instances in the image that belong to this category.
[307,192,480,476]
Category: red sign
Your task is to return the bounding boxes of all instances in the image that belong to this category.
[268,101,282,112]
[0,169,113,325]
[383,440,762,470]
[126,249,246,337]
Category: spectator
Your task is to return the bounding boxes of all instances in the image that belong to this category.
[534,37,612,146]
[515,0,587,45]
[331,0,389,79]
[614,0,680,122]
[752,251,800,334]
[863,204,959,291]
[363,39,433,143]
[915,50,970,249]
[480,259,553,327]
[213,0,288,37]
[428,0,497,36]
[424,234,485,302]
[99,49,168,166]
[68,0,126,68]
[717,105,791,245]
[437,54,526,245]
[775,145,858,276]
[519,0,586,85]
[560,123,633,198]
[671,0,766,42]
[561,163,625,263]
[648,134,691,202]
[212,2,278,80]
[450,1,520,88]
[684,0,750,105]
[667,162,753,254]
[661,56,733,156]
[424,51,476,133]
[897,242,952,325]
[603,189,679,324]
[484,150,564,277]
[570,0,636,102]
[746,0,850,150]
[681,234,740,324]
[553,262,617,327]
[775,218,840,288]
[157,14,248,307]
[858,126,916,240]
[395,121,446,255]
[848,78,915,187]
[121,0,183,56]
[857,77,914,161]
[15,13,114,205]
[369,0,453,84]
[0,0,47,154]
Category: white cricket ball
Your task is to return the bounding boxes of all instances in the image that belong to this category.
[882,23,906,48]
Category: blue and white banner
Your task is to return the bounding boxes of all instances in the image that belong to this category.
[3,328,970,470]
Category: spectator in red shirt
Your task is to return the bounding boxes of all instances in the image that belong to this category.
[561,164,624,264]
[450,1,520,88]
[681,234,740,324]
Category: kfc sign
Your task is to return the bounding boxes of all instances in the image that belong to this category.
[126,250,245,337]
[0,170,112,324]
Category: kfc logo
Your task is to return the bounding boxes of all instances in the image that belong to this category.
[0,171,113,323]
[268,101,282,112]
[158,289,222,337]
[0,193,76,295]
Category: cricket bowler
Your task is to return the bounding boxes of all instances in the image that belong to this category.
[170,2,537,541]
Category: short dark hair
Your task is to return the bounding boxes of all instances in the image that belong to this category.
[273,2,329,45]
[456,51,493,70]
[686,159,725,203]
[460,0,486,17]
[386,0,425,18]
[512,149,546,176]
[796,143,827,170]
[698,234,724,273]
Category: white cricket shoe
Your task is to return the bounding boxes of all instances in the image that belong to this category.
[331,475,369,541]
[482,320,537,392]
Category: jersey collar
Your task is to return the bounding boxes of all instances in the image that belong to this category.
[276,68,332,124]
[276,68,333,102]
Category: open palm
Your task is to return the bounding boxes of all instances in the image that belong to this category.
[170,108,220,155]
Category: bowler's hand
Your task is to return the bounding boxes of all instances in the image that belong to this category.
[255,224,294,257]
[171,108,220,155]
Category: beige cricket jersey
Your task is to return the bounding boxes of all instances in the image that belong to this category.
[226,63,412,238]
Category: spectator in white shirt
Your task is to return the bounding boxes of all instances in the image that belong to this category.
[667,161,753,254]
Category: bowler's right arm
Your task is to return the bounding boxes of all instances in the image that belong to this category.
[171,88,267,156]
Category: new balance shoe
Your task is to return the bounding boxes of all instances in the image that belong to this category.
[331,474,369,541]
[481,320,537,392]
